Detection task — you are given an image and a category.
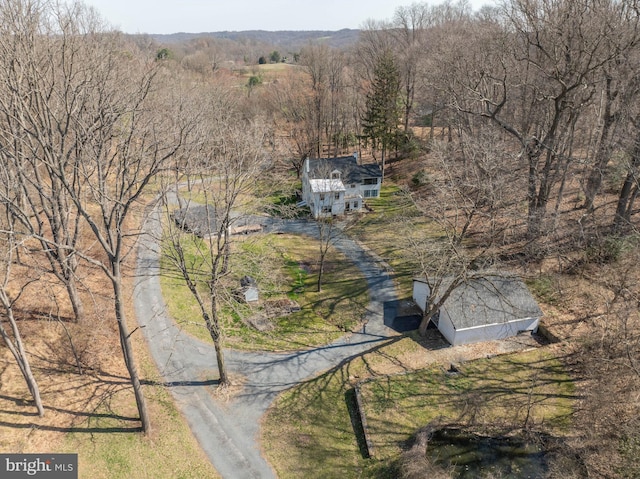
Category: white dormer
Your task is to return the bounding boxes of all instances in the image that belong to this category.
[331,169,341,179]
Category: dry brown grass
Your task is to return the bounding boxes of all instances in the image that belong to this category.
[0,206,218,478]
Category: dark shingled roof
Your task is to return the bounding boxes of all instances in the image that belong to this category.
[171,205,218,237]
[439,275,543,330]
[307,156,382,183]
[240,276,257,288]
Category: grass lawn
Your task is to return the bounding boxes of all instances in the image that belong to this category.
[235,62,300,78]
[351,184,439,297]
[160,232,370,352]
[262,344,575,479]
[360,348,575,459]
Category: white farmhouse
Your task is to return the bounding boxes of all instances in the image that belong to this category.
[412,275,542,346]
[301,154,382,219]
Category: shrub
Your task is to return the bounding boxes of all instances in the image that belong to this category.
[411,169,431,188]
[585,236,625,264]
[419,114,433,127]
[526,275,561,306]
[618,434,640,478]
[395,131,423,159]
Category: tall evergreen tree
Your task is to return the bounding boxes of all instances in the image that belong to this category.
[361,50,401,180]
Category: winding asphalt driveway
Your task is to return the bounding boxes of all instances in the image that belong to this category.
[133,205,398,478]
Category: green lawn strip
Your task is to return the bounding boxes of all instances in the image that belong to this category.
[360,348,575,460]
[262,345,575,478]
[160,232,369,352]
[351,184,440,297]
[63,349,219,478]
[262,342,400,479]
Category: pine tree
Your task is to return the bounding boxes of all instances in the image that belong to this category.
[361,50,401,180]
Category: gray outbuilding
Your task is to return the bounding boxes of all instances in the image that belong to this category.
[412,275,542,346]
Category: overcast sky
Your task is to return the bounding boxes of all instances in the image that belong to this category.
[81,0,494,34]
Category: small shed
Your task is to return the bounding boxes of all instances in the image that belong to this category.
[238,276,259,303]
[412,275,542,346]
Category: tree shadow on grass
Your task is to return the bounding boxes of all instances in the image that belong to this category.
[0,393,142,433]
[0,419,142,434]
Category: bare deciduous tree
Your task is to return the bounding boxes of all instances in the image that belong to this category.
[392,3,431,134]
[443,0,630,238]
[0,0,90,322]
[0,0,193,432]
[0,214,44,416]
[162,91,269,387]
[401,133,518,336]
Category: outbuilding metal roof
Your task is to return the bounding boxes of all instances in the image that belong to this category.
[438,275,543,330]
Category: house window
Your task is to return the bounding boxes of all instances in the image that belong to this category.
[319,193,325,201]
[364,189,378,198]
[353,201,359,209]
[331,171,341,179]
[363,178,378,185]
[321,206,331,213]
[334,193,340,200]
[350,184,356,188]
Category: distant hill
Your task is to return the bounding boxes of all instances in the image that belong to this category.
[149,29,360,51]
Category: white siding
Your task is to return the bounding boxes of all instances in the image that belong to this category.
[413,278,540,346]
[450,317,539,346]
[358,178,380,199]
[307,179,346,218]
[438,309,457,345]
[412,280,430,312]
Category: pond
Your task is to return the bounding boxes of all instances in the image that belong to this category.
[426,428,548,479]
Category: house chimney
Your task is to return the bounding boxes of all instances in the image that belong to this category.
[353,152,358,162]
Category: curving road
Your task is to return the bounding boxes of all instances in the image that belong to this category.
[133,204,398,478]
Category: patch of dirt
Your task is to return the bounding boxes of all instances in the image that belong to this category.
[244,298,301,331]
[375,330,546,378]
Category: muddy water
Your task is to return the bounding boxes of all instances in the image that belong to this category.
[427,428,548,478]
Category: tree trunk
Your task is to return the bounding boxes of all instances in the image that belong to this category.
[214,341,228,386]
[583,100,616,210]
[221,227,230,275]
[317,257,324,293]
[417,281,461,337]
[65,275,85,323]
[184,274,229,386]
[206,293,229,386]
[112,264,151,433]
[614,173,639,231]
[527,156,543,239]
[526,146,552,240]
[613,133,640,231]
[418,310,433,336]
[0,295,44,416]
[429,107,435,143]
